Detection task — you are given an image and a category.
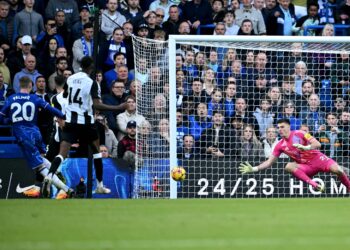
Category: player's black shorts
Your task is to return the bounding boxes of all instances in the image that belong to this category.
[61,123,99,144]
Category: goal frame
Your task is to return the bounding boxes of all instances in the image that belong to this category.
[168,35,350,199]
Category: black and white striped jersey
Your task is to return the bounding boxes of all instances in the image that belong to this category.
[65,72,100,125]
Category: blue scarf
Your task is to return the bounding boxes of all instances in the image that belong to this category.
[81,36,93,56]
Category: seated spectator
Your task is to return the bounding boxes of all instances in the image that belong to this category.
[34,76,53,144]
[177,134,197,159]
[292,2,319,36]
[188,102,212,141]
[321,23,335,36]
[331,50,350,98]
[102,79,126,135]
[151,118,170,158]
[270,0,296,36]
[117,120,136,166]
[338,109,350,133]
[0,1,13,51]
[137,119,153,158]
[181,0,213,34]
[199,110,236,158]
[162,5,183,37]
[253,97,275,139]
[96,114,118,158]
[292,61,315,96]
[207,88,224,118]
[314,112,349,160]
[100,145,110,158]
[182,49,198,80]
[36,18,64,57]
[277,100,302,131]
[104,52,133,89]
[149,0,172,21]
[121,0,144,28]
[232,97,255,126]
[176,110,190,151]
[245,75,269,112]
[237,19,256,35]
[71,5,91,42]
[235,0,266,35]
[101,0,126,40]
[224,81,237,123]
[48,56,68,93]
[222,10,239,35]
[72,23,94,73]
[202,68,217,98]
[115,65,132,91]
[135,57,149,85]
[154,8,165,27]
[116,95,146,140]
[281,75,303,112]
[206,50,220,73]
[136,23,149,38]
[338,0,350,25]
[262,126,288,158]
[143,10,161,39]
[238,124,264,160]
[332,97,347,118]
[182,77,207,108]
[211,0,225,23]
[266,85,283,115]
[13,55,41,93]
[146,93,168,127]
[38,37,59,79]
[0,48,10,85]
[7,35,34,78]
[300,93,326,133]
[0,71,12,109]
[103,27,127,70]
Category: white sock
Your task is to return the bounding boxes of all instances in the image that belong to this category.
[97,180,103,188]
[38,167,69,192]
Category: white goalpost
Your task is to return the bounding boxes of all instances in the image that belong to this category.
[133,35,350,199]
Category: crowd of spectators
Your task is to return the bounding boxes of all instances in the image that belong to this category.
[0,0,349,167]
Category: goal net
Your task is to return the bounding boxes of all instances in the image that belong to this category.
[133,35,350,198]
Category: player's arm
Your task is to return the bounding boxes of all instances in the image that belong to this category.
[42,102,65,119]
[239,155,278,174]
[93,98,127,112]
[91,81,127,112]
[293,132,321,151]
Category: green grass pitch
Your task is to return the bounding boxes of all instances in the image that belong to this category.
[0,198,349,250]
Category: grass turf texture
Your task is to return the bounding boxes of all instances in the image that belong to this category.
[0,198,349,250]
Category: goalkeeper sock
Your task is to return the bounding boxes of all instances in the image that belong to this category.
[292,169,318,188]
[338,173,350,190]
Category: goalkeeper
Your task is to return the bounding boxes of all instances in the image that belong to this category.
[239,119,350,192]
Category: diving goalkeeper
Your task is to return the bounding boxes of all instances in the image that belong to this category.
[239,118,350,192]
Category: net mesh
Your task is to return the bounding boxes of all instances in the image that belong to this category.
[133,35,350,198]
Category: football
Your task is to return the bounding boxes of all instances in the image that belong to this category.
[171,167,186,181]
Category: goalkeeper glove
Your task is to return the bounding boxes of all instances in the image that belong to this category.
[293,143,312,151]
[239,162,258,174]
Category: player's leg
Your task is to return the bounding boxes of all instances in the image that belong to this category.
[90,138,111,194]
[329,163,350,191]
[285,162,320,189]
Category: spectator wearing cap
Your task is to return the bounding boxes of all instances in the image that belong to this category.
[101,0,126,40]
[6,35,34,78]
[12,55,42,93]
[136,23,149,38]
[149,0,172,21]
[235,0,266,35]
[162,5,183,37]
[117,120,136,166]
[45,0,80,28]
[71,5,91,41]
[72,22,93,73]
[181,0,213,34]
[13,0,44,45]
[116,95,146,141]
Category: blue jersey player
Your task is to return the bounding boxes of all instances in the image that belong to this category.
[0,76,73,199]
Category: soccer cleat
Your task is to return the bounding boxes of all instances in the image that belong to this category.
[23,186,40,198]
[56,188,75,199]
[94,186,111,194]
[41,175,52,198]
